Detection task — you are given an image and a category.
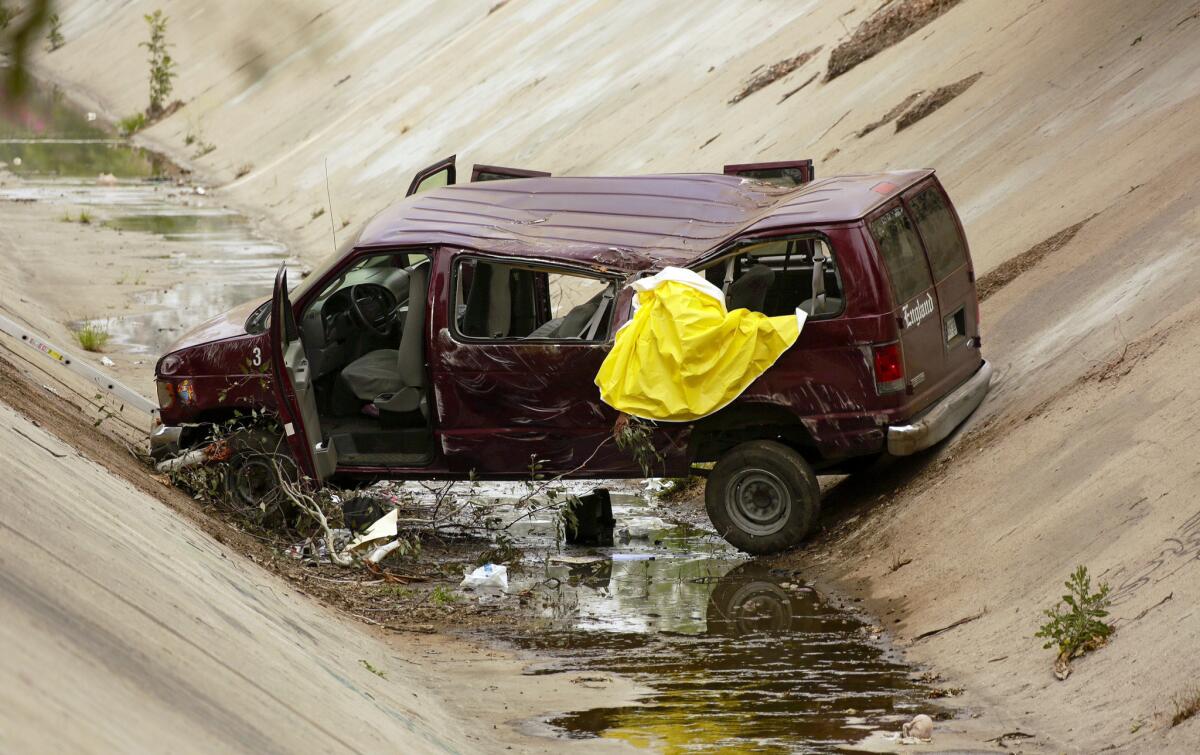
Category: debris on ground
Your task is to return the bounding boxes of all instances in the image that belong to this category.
[287,528,352,565]
[895,72,983,131]
[729,46,822,104]
[857,91,924,137]
[348,508,398,551]
[461,562,508,590]
[826,0,964,81]
[900,713,934,743]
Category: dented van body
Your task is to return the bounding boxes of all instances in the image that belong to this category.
[153,158,990,553]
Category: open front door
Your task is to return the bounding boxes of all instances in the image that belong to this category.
[269,264,337,482]
[406,155,457,196]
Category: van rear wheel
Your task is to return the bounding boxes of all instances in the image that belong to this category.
[705,441,819,555]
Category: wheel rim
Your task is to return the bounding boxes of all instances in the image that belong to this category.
[725,469,792,536]
[725,582,794,634]
[231,456,283,513]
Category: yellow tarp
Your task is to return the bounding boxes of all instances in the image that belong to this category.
[596,267,805,422]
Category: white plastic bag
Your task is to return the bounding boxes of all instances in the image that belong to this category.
[460,563,508,591]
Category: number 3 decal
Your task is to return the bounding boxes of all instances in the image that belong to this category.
[252,346,263,367]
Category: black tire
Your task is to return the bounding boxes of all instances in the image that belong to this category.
[223,450,297,528]
[704,440,819,555]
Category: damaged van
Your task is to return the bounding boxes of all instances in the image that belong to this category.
[152,157,991,554]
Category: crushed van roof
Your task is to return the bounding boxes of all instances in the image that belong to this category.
[357,169,933,271]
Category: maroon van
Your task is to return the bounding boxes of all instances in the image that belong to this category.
[152,157,991,553]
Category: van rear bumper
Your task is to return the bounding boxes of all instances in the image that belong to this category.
[887,360,992,456]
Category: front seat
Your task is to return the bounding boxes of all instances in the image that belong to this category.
[339,261,430,415]
[727,264,774,312]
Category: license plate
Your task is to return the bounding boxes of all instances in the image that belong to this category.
[944,314,958,342]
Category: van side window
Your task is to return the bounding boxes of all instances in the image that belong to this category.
[870,205,932,305]
[908,188,967,282]
[700,236,844,318]
[454,258,614,341]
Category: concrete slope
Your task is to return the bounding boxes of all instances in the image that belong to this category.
[0,398,472,754]
[34,1,1200,275]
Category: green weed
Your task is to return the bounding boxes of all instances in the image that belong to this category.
[358,659,386,679]
[1035,565,1113,662]
[140,10,176,117]
[118,112,146,136]
[430,585,460,606]
[73,321,111,352]
[45,12,63,51]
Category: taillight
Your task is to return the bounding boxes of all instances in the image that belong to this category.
[873,343,905,394]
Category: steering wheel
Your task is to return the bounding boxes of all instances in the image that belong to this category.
[349,284,397,337]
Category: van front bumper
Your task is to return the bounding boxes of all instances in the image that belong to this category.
[887,360,993,456]
[150,422,184,461]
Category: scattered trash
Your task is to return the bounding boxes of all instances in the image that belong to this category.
[286,528,352,564]
[611,553,656,562]
[348,508,398,551]
[12,157,21,166]
[618,515,669,540]
[367,538,404,565]
[194,186,206,195]
[566,488,615,546]
[642,478,670,494]
[99,355,115,367]
[548,554,608,565]
[461,563,508,590]
[900,713,934,744]
[96,173,118,186]
[86,111,97,121]
[341,492,393,532]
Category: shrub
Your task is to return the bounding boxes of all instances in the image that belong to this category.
[45,12,63,51]
[140,10,176,117]
[1035,565,1113,661]
[73,321,111,352]
[1173,688,1200,727]
[118,112,146,136]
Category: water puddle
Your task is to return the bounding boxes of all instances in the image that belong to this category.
[1,79,289,356]
[402,481,935,752]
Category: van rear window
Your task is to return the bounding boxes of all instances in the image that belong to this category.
[870,205,932,305]
[909,187,967,282]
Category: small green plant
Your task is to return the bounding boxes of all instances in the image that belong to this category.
[192,140,215,158]
[310,207,326,220]
[235,163,253,179]
[1035,565,1113,671]
[140,10,177,117]
[0,3,11,32]
[60,210,73,223]
[614,414,664,477]
[77,210,92,224]
[118,112,146,136]
[380,584,415,600]
[45,12,63,51]
[1173,687,1200,727]
[73,321,111,352]
[358,659,386,679]
[184,132,196,146]
[430,585,460,606]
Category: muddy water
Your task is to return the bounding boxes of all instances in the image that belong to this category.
[0,82,288,355]
[431,485,932,752]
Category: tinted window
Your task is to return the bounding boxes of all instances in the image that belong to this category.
[909,187,967,281]
[870,206,932,305]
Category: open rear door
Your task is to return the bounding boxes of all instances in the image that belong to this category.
[406,155,457,196]
[269,264,337,482]
[723,159,814,187]
[470,164,551,182]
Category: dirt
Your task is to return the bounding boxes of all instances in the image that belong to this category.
[826,0,964,81]
[976,214,1093,302]
[728,47,821,105]
[895,72,983,131]
[857,90,924,137]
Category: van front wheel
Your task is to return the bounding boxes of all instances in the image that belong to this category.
[705,441,819,555]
